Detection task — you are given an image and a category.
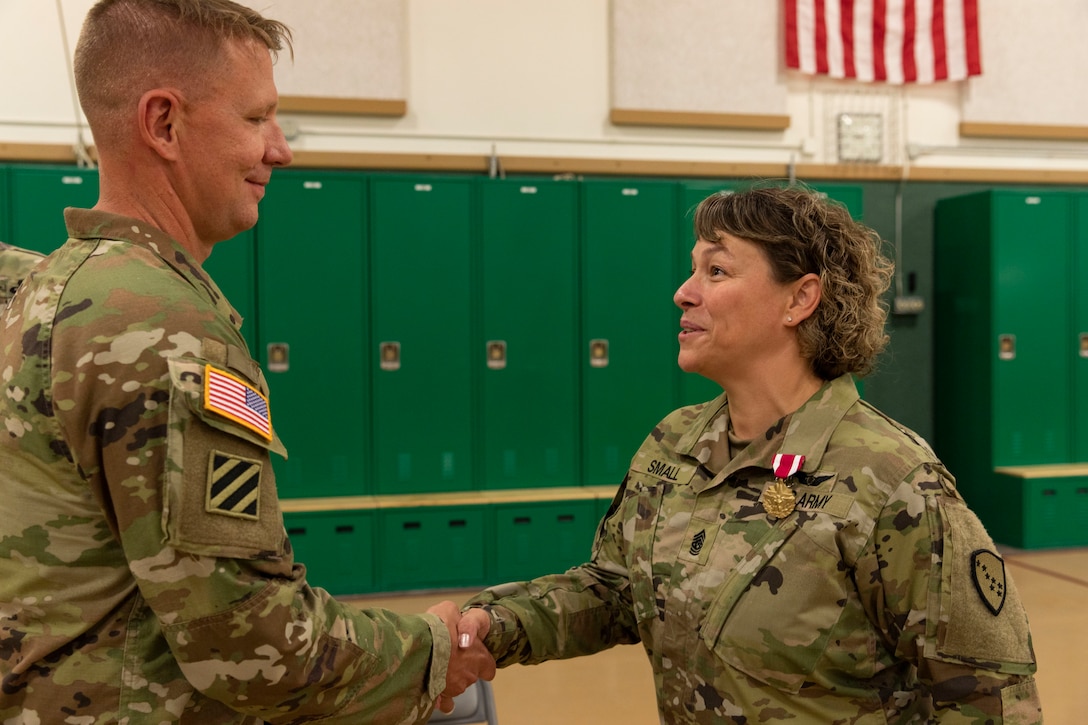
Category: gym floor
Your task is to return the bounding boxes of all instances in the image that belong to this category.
[347,547,1087,724]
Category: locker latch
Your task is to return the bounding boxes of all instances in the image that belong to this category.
[1080,333,1088,359]
[487,340,507,370]
[267,343,289,373]
[998,334,1016,360]
[380,341,401,371]
[590,339,609,368]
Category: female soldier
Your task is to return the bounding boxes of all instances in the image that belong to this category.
[459,185,1041,723]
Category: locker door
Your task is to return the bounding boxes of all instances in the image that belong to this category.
[257,171,369,498]
[370,176,474,494]
[991,191,1071,465]
[0,165,10,240]
[9,165,99,253]
[479,178,579,489]
[814,184,864,220]
[203,230,258,354]
[1074,195,1088,462]
[676,181,734,407]
[581,179,679,486]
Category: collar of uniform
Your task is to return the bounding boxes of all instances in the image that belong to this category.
[688,374,859,494]
[63,208,244,333]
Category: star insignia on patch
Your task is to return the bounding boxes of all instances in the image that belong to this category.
[970,549,1007,615]
[206,451,262,520]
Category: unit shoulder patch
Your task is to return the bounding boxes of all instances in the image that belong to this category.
[970,549,1007,615]
[206,450,263,520]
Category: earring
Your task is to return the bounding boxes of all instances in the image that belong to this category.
[787,316,793,323]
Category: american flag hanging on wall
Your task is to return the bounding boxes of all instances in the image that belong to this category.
[784,0,981,84]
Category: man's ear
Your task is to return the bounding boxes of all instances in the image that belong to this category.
[138,89,181,160]
[787,272,822,324]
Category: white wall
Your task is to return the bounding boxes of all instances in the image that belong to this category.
[4,0,1088,172]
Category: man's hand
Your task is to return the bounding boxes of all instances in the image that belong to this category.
[426,601,496,714]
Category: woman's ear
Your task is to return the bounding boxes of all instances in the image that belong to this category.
[786,273,821,325]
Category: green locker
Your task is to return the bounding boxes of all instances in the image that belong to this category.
[490,500,597,582]
[992,473,1088,549]
[370,176,474,494]
[581,179,679,487]
[9,164,99,253]
[257,171,369,498]
[1074,197,1088,463]
[203,230,258,354]
[0,165,10,240]
[377,506,486,590]
[676,181,734,407]
[936,190,1086,547]
[479,178,579,489]
[813,183,864,221]
[284,510,375,595]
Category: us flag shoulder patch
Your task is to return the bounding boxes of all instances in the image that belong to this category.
[203,364,272,441]
[207,451,262,520]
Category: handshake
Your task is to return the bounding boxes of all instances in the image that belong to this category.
[426,603,495,714]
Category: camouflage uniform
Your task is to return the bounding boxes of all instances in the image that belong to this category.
[0,241,45,304]
[466,375,1041,724]
[0,210,450,724]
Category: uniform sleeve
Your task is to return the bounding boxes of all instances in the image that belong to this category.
[854,462,1042,724]
[463,482,641,667]
[51,276,448,723]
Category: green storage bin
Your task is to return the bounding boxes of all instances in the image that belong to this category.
[9,164,99,253]
[284,510,376,595]
[256,171,369,499]
[490,500,596,582]
[479,178,580,489]
[378,506,486,591]
[992,472,1088,549]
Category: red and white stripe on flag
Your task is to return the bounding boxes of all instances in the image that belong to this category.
[784,0,981,84]
[203,364,273,441]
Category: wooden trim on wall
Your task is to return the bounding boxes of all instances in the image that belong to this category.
[610,108,791,132]
[277,95,408,117]
[10,141,1088,185]
[0,142,94,163]
[959,121,1088,142]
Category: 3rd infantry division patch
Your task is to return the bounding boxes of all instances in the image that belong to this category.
[206,451,262,520]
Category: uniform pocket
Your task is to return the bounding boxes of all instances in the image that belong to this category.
[627,482,664,624]
[699,523,847,693]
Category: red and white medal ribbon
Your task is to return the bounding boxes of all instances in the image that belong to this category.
[772,453,805,480]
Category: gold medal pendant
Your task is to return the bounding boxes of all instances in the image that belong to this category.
[762,481,797,520]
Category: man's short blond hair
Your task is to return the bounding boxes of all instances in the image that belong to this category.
[73,0,292,147]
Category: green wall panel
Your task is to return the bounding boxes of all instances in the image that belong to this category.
[204,230,258,354]
[479,178,580,489]
[257,171,369,498]
[370,176,474,494]
[9,164,99,253]
[581,179,679,486]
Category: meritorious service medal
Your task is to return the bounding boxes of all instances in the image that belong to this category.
[762,453,806,520]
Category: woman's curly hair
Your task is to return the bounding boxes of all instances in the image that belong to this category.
[693,183,894,379]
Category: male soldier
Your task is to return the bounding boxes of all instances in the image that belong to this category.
[0,1,493,722]
[0,241,45,304]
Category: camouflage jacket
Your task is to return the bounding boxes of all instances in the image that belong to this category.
[0,241,45,304]
[0,210,450,724]
[466,375,1041,724]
